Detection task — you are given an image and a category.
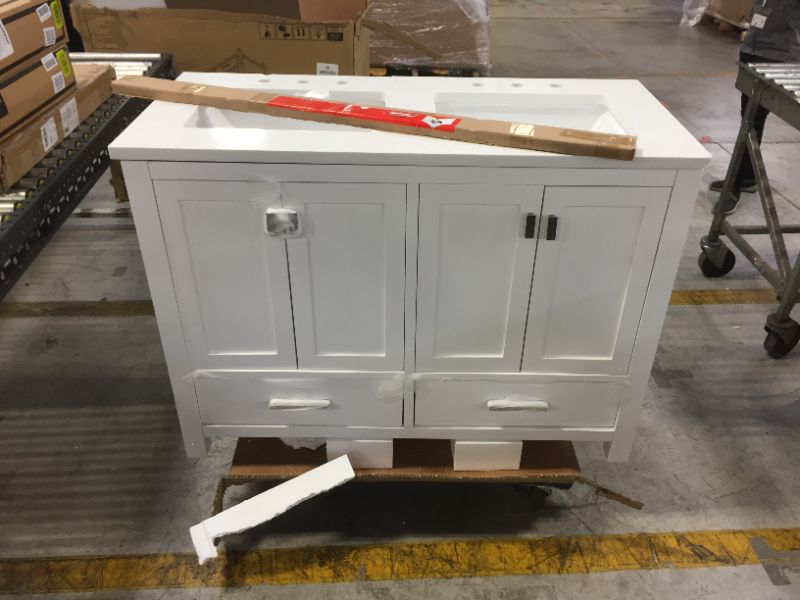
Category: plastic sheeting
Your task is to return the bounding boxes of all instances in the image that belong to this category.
[680,0,711,27]
[366,0,490,72]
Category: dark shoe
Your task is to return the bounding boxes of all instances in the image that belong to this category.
[721,190,741,216]
[709,178,757,193]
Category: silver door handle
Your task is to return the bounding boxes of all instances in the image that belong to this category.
[266,208,301,237]
[268,398,330,410]
[487,398,549,411]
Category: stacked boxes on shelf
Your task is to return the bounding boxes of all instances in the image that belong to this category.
[0,0,80,192]
[0,62,116,192]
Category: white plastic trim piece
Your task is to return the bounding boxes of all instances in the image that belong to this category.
[326,439,393,468]
[189,455,355,564]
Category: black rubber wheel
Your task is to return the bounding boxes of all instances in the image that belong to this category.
[763,320,800,359]
[764,332,792,358]
[698,250,735,278]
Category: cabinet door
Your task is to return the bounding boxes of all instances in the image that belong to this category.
[154,180,296,370]
[284,183,406,371]
[416,184,543,372]
[522,186,670,375]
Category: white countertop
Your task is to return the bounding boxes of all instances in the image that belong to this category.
[110,73,710,169]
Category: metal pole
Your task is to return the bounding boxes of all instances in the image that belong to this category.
[707,83,764,243]
[775,254,800,320]
[746,131,791,279]
[720,221,783,289]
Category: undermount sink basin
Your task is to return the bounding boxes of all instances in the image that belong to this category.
[434,93,626,134]
[187,89,386,130]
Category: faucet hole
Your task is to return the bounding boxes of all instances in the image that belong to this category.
[550,83,562,88]
[297,79,309,84]
[511,82,523,88]
[337,80,348,85]
[472,82,484,87]
[259,78,271,83]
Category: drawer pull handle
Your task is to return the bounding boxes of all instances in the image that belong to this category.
[266,207,301,237]
[487,398,549,411]
[268,398,331,411]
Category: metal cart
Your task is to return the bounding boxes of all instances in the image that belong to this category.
[0,53,174,301]
[699,62,800,358]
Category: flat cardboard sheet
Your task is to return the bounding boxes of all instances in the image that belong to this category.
[111,75,638,160]
[223,438,642,509]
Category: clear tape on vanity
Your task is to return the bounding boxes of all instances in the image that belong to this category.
[181,369,406,399]
[182,370,407,452]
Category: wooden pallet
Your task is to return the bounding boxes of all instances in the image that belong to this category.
[370,65,484,77]
[209,438,643,516]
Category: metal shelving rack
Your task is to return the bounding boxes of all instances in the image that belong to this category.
[699,62,800,358]
[0,52,174,300]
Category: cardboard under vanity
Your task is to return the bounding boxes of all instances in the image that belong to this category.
[109,73,710,466]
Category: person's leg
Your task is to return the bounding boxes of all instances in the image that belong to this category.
[711,52,774,198]
[736,51,772,185]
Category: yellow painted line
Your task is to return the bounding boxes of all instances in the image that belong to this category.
[0,300,155,318]
[0,289,777,319]
[0,527,798,593]
[670,288,777,305]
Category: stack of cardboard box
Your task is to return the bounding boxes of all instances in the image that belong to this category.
[0,1,115,192]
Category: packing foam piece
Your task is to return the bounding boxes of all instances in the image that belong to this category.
[189,455,355,564]
[326,439,393,468]
[451,440,523,471]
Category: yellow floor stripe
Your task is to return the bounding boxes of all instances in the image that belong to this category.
[670,288,777,305]
[0,527,798,593]
[0,289,778,319]
[0,300,155,318]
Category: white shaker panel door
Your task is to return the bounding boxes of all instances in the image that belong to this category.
[285,183,406,371]
[155,180,296,370]
[522,186,670,375]
[416,184,543,372]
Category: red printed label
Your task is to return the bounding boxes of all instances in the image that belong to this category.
[266,96,461,131]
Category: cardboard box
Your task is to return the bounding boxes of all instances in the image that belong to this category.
[112,75,638,160]
[0,62,114,191]
[0,0,68,81]
[71,4,370,75]
[0,45,75,141]
[367,0,490,72]
[706,0,754,25]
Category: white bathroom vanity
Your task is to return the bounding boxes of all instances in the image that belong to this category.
[110,73,709,461]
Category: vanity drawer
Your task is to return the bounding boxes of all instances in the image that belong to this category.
[195,372,403,427]
[414,378,624,428]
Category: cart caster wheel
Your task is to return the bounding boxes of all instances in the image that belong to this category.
[698,250,735,278]
[763,318,800,359]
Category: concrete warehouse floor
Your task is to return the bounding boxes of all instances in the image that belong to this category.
[1,0,800,597]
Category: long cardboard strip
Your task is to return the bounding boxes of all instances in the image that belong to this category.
[112,76,637,160]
